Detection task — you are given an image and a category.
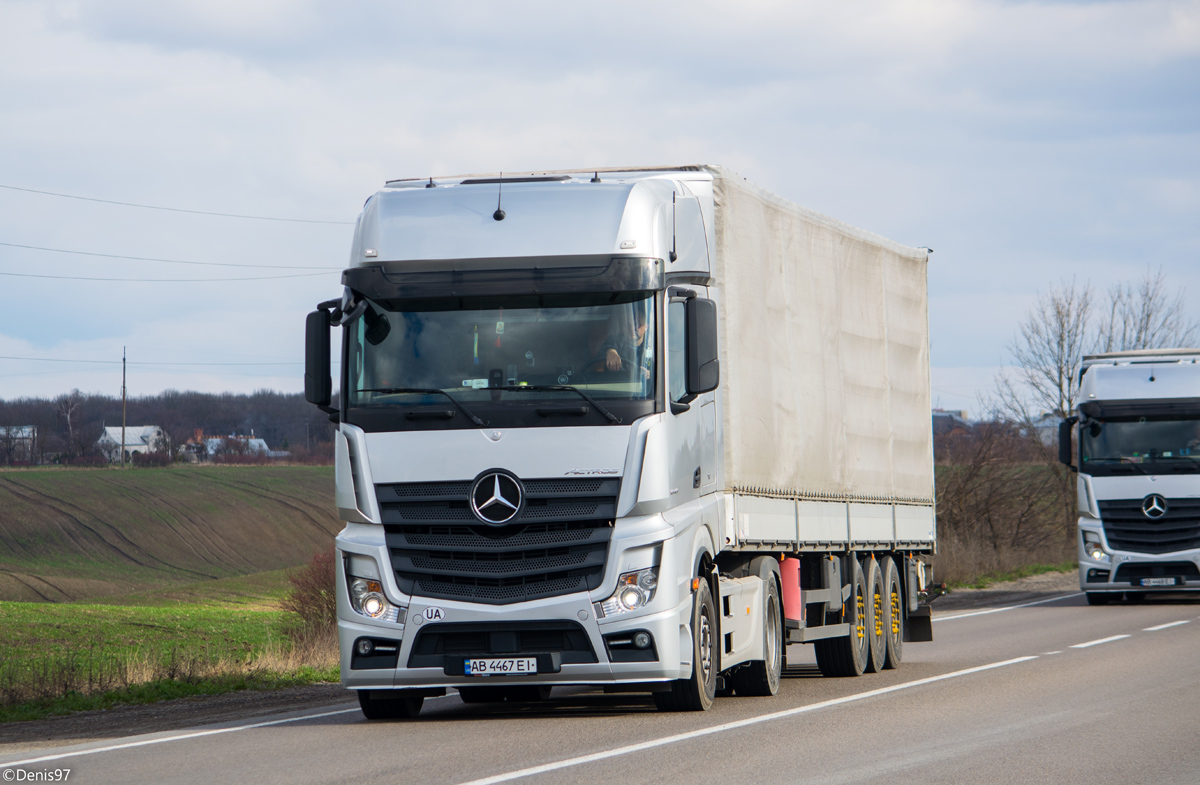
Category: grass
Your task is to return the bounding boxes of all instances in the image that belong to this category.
[949,560,1079,590]
[0,569,339,723]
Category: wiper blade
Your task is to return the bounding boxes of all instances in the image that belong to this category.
[494,385,622,424]
[357,388,486,426]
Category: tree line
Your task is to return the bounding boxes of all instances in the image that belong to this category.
[0,389,337,465]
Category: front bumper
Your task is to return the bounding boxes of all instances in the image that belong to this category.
[1078,550,1200,594]
[339,593,692,689]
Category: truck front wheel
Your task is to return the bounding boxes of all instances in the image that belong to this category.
[358,689,423,720]
[1085,592,1111,606]
[654,579,717,712]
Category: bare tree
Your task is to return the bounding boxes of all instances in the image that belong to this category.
[1003,278,1093,420]
[1095,267,1200,353]
[56,390,84,460]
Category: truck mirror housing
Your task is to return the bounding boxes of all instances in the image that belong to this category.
[687,297,720,395]
[1058,417,1076,467]
[305,310,332,408]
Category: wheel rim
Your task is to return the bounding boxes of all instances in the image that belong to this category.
[766,593,780,674]
[890,588,901,637]
[699,606,713,682]
[874,588,883,638]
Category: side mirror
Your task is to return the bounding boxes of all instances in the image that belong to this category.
[305,310,332,408]
[686,297,719,395]
[1058,417,1077,469]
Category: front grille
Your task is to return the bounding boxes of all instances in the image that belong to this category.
[1099,498,1200,554]
[407,621,598,667]
[379,477,618,605]
[1112,562,1200,584]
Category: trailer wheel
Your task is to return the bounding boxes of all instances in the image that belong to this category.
[458,686,507,703]
[881,557,903,669]
[654,579,717,711]
[863,557,887,673]
[730,574,783,696]
[815,557,868,677]
[358,689,424,720]
[1085,592,1111,606]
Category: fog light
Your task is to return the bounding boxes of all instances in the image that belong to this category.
[355,638,374,656]
[632,631,652,649]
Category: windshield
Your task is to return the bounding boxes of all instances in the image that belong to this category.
[1081,416,1200,473]
[345,292,656,429]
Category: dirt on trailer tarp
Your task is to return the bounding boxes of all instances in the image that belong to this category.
[0,684,354,756]
[931,570,1080,613]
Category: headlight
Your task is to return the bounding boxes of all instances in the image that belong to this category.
[1083,533,1109,562]
[347,575,405,624]
[595,567,659,619]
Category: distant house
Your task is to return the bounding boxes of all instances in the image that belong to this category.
[0,425,37,464]
[932,409,970,435]
[97,425,166,462]
[179,429,289,462]
[1031,412,1061,446]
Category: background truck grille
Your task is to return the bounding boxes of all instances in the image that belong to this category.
[1099,498,1200,554]
[379,477,618,605]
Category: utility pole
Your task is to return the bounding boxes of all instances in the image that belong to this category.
[121,347,127,469]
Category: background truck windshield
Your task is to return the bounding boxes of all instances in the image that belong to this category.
[1081,416,1200,469]
[348,292,655,408]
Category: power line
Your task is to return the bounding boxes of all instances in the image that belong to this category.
[0,270,331,282]
[0,184,354,225]
[0,355,300,366]
[0,241,340,270]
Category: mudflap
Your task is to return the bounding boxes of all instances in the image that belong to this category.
[904,605,933,643]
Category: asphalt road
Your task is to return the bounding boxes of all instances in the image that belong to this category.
[4,591,1200,785]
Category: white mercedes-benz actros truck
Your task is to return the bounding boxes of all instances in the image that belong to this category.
[1060,349,1200,605]
[304,165,937,719]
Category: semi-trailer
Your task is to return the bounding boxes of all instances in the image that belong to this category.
[304,165,937,718]
[1060,349,1200,604]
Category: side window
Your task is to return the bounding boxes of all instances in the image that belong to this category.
[668,301,687,403]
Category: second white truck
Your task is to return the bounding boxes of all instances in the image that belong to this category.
[305,165,937,717]
[1061,349,1200,604]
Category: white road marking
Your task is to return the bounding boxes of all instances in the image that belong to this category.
[0,690,469,768]
[451,656,1039,785]
[933,593,1081,622]
[1070,634,1131,649]
[1144,620,1190,631]
[0,706,362,768]
[1043,651,1062,655]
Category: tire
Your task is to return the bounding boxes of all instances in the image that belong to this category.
[504,685,553,702]
[730,573,783,697]
[1125,591,1147,604]
[457,686,508,704]
[1086,592,1111,606]
[882,557,903,670]
[358,689,424,720]
[654,578,717,711]
[864,557,887,673]
[815,556,869,677]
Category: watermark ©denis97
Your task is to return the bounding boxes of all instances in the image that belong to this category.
[2,769,71,782]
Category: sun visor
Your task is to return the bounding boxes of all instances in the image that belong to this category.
[1080,398,1200,419]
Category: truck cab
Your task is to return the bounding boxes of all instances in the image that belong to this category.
[1063,350,1200,604]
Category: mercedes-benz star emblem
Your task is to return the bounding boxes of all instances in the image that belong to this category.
[470,471,524,525]
[1142,494,1168,519]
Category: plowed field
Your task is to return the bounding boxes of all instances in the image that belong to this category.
[0,467,339,602]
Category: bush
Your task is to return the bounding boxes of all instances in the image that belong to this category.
[280,547,337,641]
[67,454,107,467]
[212,452,270,465]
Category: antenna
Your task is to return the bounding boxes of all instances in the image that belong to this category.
[669,192,678,262]
[493,173,506,221]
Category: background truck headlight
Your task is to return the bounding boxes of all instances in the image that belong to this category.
[348,575,405,623]
[595,568,658,618]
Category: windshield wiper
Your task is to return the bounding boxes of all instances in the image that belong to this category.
[357,388,487,426]
[493,385,622,424]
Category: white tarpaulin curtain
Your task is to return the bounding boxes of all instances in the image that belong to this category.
[708,167,933,504]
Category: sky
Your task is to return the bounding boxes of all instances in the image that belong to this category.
[0,0,1197,415]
